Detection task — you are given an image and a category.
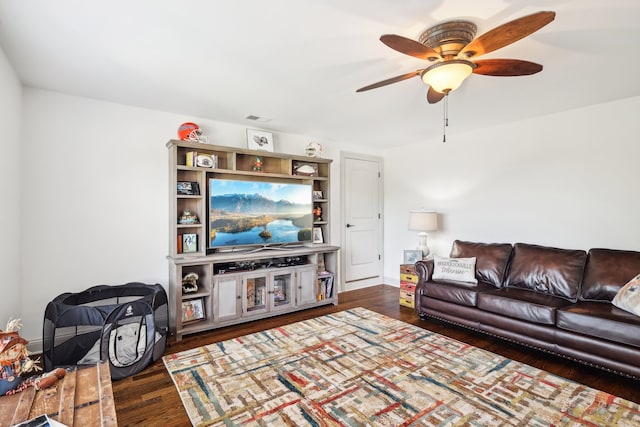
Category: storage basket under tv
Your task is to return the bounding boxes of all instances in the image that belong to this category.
[43,282,169,380]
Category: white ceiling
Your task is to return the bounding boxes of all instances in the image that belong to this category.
[1,0,638,148]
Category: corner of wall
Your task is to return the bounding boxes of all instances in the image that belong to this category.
[0,44,23,329]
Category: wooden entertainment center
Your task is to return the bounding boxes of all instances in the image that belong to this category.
[167,140,339,340]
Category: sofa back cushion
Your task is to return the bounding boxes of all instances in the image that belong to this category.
[504,243,587,302]
[580,248,640,302]
[450,240,513,287]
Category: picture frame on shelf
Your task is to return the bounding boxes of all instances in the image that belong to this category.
[313,227,324,243]
[181,298,205,323]
[312,190,324,201]
[177,181,200,196]
[246,129,274,152]
[404,249,422,264]
[183,233,198,253]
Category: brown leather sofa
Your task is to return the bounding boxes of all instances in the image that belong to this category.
[415,240,640,378]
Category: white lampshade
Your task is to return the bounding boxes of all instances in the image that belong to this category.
[421,60,474,93]
[408,211,438,258]
[408,211,438,232]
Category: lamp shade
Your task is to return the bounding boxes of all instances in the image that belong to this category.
[408,211,438,232]
[421,60,474,93]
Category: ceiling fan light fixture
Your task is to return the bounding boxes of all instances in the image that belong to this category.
[421,60,474,93]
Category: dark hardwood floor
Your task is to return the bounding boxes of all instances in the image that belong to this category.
[112,285,640,426]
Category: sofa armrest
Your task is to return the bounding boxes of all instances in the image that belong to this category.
[414,259,433,316]
[415,259,434,292]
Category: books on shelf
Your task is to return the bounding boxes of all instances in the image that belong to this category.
[317,271,334,301]
[246,279,255,309]
[273,278,287,303]
[246,278,266,310]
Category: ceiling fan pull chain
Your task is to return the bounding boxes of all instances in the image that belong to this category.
[442,94,448,143]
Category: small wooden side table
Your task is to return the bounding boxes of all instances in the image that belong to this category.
[400,264,418,308]
[0,361,117,426]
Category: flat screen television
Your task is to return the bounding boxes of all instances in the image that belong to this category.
[208,177,313,251]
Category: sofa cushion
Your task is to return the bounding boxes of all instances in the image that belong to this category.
[432,255,478,284]
[612,274,640,316]
[477,288,573,325]
[580,248,640,302]
[423,280,496,307]
[557,301,640,348]
[450,240,513,288]
[503,243,586,302]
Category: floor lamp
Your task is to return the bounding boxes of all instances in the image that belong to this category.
[408,211,438,258]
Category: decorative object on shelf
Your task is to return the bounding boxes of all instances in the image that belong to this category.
[313,205,322,222]
[403,249,423,264]
[185,151,197,167]
[177,181,200,196]
[313,227,324,243]
[252,156,263,171]
[293,161,318,176]
[179,209,199,225]
[312,190,324,201]
[196,153,216,168]
[181,272,199,294]
[408,210,438,258]
[246,129,274,152]
[0,318,41,395]
[305,141,323,157]
[177,122,208,143]
[181,298,205,323]
[182,233,198,253]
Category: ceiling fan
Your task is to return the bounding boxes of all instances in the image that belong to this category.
[356,11,556,104]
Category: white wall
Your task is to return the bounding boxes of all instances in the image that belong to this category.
[0,45,22,329]
[17,86,640,343]
[19,88,376,345]
[382,97,640,284]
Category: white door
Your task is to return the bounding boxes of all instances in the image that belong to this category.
[341,153,383,291]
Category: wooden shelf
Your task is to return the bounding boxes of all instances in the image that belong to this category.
[167,141,338,340]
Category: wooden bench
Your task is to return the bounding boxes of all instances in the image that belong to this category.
[0,361,117,426]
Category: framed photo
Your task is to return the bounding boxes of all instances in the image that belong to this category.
[177,181,200,196]
[246,129,274,152]
[404,249,422,264]
[183,233,198,253]
[313,227,324,243]
[312,190,324,201]
[181,298,205,323]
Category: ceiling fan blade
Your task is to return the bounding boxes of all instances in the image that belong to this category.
[427,87,445,104]
[459,11,555,58]
[472,59,543,76]
[356,70,423,92]
[380,34,442,61]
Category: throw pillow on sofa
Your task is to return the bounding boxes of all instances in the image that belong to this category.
[612,274,640,316]
[432,255,478,285]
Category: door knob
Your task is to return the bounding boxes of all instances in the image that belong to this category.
[346,223,355,228]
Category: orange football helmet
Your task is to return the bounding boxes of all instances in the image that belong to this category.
[177,122,208,143]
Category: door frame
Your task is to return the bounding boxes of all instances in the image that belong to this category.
[340,151,384,292]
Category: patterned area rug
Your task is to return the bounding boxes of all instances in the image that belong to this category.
[164,308,640,426]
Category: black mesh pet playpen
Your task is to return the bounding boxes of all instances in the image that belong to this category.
[43,282,169,380]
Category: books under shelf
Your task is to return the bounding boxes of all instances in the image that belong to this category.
[317,271,334,301]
